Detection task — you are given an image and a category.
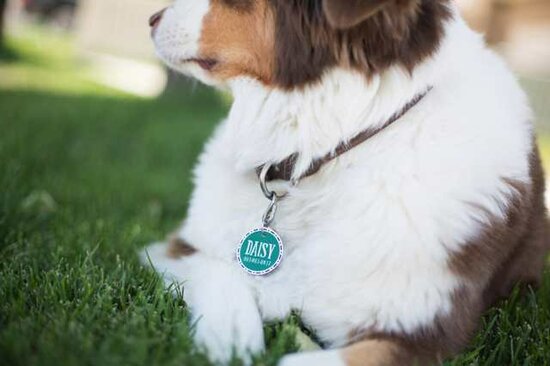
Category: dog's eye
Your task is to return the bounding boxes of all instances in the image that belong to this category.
[196,59,218,71]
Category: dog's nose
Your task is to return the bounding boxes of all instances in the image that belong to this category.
[149,8,166,29]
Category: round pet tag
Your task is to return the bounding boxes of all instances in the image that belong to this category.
[236,227,284,276]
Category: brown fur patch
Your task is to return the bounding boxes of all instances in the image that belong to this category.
[270,0,451,88]
[221,0,253,12]
[450,143,550,305]
[199,0,275,84]
[167,236,197,259]
[347,141,550,364]
[343,339,405,366]
[323,0,398,29]
[344,287,488,365]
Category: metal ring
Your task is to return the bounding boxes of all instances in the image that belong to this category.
[262,194,278,227]
[259,163,275,200]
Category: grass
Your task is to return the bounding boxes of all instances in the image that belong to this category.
[1,30,549,366]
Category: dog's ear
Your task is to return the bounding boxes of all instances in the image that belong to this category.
[322,0,392,29]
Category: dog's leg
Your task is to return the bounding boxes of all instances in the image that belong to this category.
[141,239,265,364]
[279,338,434,366]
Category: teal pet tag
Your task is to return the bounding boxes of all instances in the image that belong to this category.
[237,227,284,276]
[238,163,286,276]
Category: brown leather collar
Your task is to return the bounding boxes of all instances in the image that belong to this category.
[258,87,432,182]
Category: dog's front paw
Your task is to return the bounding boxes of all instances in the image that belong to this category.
[181,256,265,365]
[192,302,265,364]
[142,241,264,364]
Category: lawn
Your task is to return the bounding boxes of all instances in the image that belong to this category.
[1,31,549,366]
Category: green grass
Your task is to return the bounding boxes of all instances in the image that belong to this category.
[1,31,549,366]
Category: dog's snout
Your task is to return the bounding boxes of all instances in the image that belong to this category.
[149,8,166,29]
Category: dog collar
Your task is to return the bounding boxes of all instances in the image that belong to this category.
[237,86,432,276]
[257,86,433,183]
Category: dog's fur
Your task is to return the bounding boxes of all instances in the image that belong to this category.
[143,1,550,365]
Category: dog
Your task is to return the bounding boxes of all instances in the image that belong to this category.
[143,1,550,365]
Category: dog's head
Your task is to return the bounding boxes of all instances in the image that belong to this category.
[150,0,450,89]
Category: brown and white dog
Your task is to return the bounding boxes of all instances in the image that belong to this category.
[142,1,550,365]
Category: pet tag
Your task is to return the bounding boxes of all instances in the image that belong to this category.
[236,164,285,276]
[236,227,284,276]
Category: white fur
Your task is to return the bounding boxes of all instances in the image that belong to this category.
[144,3,534,365]
[141,243,264,363]
[279,350,345,366]
[152,0,217,85]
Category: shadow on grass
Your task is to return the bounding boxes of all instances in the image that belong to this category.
[0,41,21,63]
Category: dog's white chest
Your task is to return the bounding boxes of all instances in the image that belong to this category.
[184,80,530,344]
